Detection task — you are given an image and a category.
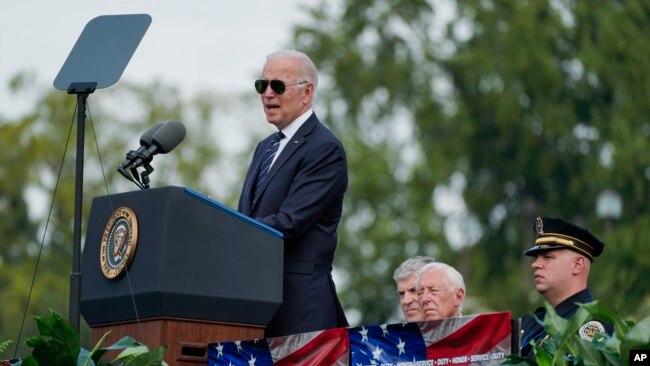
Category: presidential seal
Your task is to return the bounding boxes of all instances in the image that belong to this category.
[579,320,606,341]
[100,207,139,279]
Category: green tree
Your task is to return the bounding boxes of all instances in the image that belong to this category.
[0,73,233,356]
[3,1,649,355]
[291,0,650,324]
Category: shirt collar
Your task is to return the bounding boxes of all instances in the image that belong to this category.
[278,109,313,140]
[554,288,592,317]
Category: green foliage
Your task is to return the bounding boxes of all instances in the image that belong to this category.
[293,0,650,324]
[14,310,167,366]
[503,301,650,365]
[0,76,230,354]
[23,311,79,365]
[1,0,649,347]
[0,340,12,355]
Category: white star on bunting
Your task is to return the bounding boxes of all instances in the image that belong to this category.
[359,326,369,342]
[397,338,406,355]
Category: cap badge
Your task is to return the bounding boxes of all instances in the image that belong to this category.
[535,217,544,236]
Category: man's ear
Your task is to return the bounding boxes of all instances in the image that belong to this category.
[455,288,465,306]
[302,83,314,105]
[573,254,587,274]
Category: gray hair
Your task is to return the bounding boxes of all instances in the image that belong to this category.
[416,262,466,310]
[267,50,318,90]
[393,256,436,282]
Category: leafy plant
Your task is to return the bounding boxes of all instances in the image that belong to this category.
[1,339,14,365]
[503,301,650,365]
[12,310,167,366]
[0,340,12,353]
[1,340,13,355]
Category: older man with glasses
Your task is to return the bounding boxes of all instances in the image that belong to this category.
[238,50,349,338]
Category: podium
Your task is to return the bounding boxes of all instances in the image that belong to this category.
[80,186,283,364]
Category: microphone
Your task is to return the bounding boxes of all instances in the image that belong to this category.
[118,122,165,177]
[129,120,186,169]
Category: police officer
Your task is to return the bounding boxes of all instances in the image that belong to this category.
[519,217,612,357]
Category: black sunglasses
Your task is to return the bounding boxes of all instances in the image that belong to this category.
[255,79,307,94]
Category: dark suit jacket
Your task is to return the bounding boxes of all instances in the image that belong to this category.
[238,113,348,337]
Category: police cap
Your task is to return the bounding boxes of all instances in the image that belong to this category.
[524,217,604,261]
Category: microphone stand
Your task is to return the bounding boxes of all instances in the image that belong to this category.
[118,164,144,190]
[67,81,97,332]
[127,163,153,190]
[139,163,154,189]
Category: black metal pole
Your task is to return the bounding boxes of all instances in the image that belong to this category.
[67,82,95,332]
[69,93,86,332]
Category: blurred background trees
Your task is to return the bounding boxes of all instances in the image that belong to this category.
[291,0,650,324]
[1,0,648,355]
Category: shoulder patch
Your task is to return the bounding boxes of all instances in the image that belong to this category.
[579,320,606,341]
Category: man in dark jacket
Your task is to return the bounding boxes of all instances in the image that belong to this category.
[519,216,612,357]
[238,50,348,338]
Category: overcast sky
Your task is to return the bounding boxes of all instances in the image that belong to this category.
[0,0,314,117]
[1,0,326,219]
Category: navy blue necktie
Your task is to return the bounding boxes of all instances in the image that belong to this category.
[254,131,285,199]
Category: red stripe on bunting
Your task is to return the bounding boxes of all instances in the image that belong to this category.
[274,327,349,366]
[425,312,511,362]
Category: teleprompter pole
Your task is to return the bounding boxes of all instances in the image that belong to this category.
[68,82,96,332]
[53,14,151,331]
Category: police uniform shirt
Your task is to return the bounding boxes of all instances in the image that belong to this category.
[519,288,613,357]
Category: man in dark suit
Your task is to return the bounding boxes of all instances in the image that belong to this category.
[238,50,348,338]
[519,217,612,357]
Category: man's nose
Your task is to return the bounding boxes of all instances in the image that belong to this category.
[262,84,277,96]
[419,292,429,303]
[531,257,542,269]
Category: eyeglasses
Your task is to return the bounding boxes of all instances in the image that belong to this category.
[254,79,307,95]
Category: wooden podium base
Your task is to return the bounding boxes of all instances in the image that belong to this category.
[91,317,264,365]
